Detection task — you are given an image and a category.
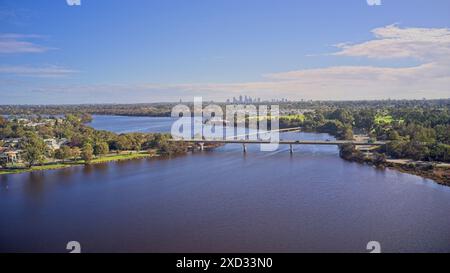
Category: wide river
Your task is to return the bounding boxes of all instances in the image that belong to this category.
[1,115,450,252]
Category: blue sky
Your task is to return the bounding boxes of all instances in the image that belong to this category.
[0,0,449,104]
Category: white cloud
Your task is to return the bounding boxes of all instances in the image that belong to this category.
[2,25,449,102]
[131,25,450,100]
[0,65,78,77]
[0,33,52,54]
[265,63,449,82]
[333,24,450,61]
[169,24,450,100]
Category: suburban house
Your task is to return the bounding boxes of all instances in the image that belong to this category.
[25,119,57,128]
[3,138,21,148]
[0,147,21,164]
[44,138,69,150]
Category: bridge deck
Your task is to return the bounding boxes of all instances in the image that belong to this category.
[170,139,386,146]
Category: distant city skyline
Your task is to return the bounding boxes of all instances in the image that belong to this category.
[224,95,290,104]
[1,0,450,104]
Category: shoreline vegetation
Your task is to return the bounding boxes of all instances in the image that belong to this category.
[0,151,156,175]
[0,113,189,176]
[1,99,449,185]
[387,162,450,187]
[339,144,450,186]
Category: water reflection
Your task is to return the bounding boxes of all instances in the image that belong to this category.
[22,172,46,201]
[0,176,10,192]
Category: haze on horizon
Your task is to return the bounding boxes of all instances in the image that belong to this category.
[0,0,449,104]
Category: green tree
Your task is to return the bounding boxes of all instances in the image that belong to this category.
[0,125,13,138]
[94,141,109,156]
[354,110,375,132]
[65,114,81,127]
[71,147,81,160]
[11,124,26,138]
[55,146,72,163]
[115,135,133,151]
[21,132,47,168]
[388,130,400,141]
[318,120,344,135]
[342,126,354,140]
[386,140,407,158]
[435,125,450,144]
[81,143,94,163]
[0,158,7,168]
[329,109,354,125]
[80,113,93,123]
[339,143,356,160]
[431,144,450,162]
[38,125,54,139]
[0,116,7,127]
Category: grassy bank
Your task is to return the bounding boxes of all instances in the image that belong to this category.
[0,152,155,175]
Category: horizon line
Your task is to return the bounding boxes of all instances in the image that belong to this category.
[1,97,449,107]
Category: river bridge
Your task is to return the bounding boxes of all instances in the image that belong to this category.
[170,126,387,153]
[169,139,386,153]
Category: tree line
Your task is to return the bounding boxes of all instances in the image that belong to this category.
[0,114,187,168]
[279,101,450,163]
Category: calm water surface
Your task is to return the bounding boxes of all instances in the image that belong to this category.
[1,115,450,252]
[89,115,177,133]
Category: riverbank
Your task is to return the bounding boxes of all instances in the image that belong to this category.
[385,160,450,186]
[0,151,156,175]
[339,148,450,186]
